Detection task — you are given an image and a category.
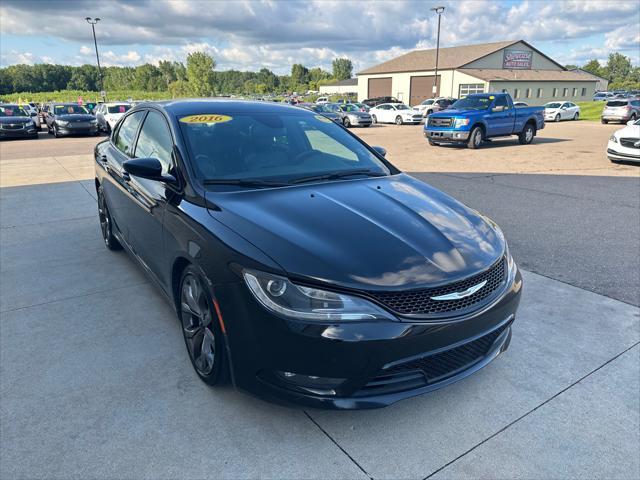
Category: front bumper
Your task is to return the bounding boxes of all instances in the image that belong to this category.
[424,130,470,141]
[607,145,640,162]
[56,124,99,136]
[349,117,372,126]
[0,126,38,139]
[217,268,523,409]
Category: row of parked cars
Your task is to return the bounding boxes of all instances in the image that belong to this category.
[0,101,133,140]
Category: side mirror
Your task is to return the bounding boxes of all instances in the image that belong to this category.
[627,120,636,125]
[123,157,176,184]
[491,106,505,113]
[30,112,37,117]
[372,146,387,157]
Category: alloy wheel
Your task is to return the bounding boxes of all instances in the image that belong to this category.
[180,274,216,375]
[525,126,534,142]
[98,193,111,245]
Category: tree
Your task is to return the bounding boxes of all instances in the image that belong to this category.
[186,52,216,96]
[168,79,192,98]
[257,68,279,91]
[603,53,632,83]
[290,64,309,90]
[332,58,353,80]
[582,59,603,78]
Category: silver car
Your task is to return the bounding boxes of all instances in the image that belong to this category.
[601,99,640,124]
[326,103,373,127]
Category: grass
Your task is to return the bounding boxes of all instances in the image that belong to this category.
[576,101,604,121]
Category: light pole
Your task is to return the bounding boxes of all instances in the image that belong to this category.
[431,6,445,98]
[85,17,104,95]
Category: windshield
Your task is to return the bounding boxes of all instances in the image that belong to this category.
[54,104,89,115]
[545,103,562,109]
[107,104,131,114]
[179,112,390,185]
[421,100,434,105]
[394,104,410,110]
[451,96,491,110]
[606,101,627,107]
[341,104,360,112]
[309,104,331,113]
[0,105,28,117]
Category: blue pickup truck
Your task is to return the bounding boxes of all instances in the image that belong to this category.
[424,93,545,149]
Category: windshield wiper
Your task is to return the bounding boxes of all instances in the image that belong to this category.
[203,178,290,188]
[291,169,387,185]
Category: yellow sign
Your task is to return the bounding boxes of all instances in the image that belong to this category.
[489,96,495,100]
[314,114,332,123]
[179,114,232,124]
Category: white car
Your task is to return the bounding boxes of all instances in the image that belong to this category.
[412,97,455,116]
[20,104,41,128]
[544,101,580,122]
[316,97,329,104]
[94,102,132,133]
[370,103,424,125]
[607,118,640,163]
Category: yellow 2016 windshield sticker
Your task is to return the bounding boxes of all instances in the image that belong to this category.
[179,114,232,124]
[489,96,495,100]
[314,114,332,123]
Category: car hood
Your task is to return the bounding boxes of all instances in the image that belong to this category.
[55,114,95,121]
[429,108,483,117]
[206,174,504,290]
[346,111,371,118]
[615,125,640,137]
[0,116,31,124]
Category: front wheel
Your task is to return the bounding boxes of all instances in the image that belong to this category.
[554,114,561,122]
[343,117,351,127]
[519,123,535,145]
[601,119,608,124]
[467,127,483,149]
[97,186,122,251]
[629,113,637,122]
[428,139,440,146]
[179,266,229,386]
[53,125,61,137]
[573,112,579,121]
[371,114,377,124]
[395,116,403,125]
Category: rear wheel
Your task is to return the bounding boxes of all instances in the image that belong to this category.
[395,116,403,125]
[97,186,121,251]
[467,127,483,149]
[519,123,535,145]
[601,119,608,124]
[179,266,229,386]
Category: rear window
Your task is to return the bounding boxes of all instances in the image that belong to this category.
[606,101,627,107]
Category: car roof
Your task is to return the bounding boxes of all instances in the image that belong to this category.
[140,98,313,117]
[103,101,131,106]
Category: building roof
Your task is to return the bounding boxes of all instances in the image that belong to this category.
[357,40,520,75]
[569,68,608,81]
[459,68,599,82]
[323,78,358,86]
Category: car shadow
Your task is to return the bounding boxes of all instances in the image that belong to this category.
[433,136,570,149]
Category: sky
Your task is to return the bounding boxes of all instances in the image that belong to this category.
[1,0,639,73]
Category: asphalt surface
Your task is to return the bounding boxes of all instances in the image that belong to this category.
[1,123,639,479]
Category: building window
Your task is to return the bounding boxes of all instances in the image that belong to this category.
[553,88,558,97]
[537,88,543,98]
[573,88,578,97]
[514,88,520,98]
[581,87,587,96]
[563,87,569,97]
[526,88,532,98]
[458,84,485,97]
[502,89,508,93]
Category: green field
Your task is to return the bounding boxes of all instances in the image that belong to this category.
[576,101,605,121]
[0,90,173,104]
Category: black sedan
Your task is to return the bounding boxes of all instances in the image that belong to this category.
[94,100,522,409]
[0,104,39,139]
[45,103,98,137]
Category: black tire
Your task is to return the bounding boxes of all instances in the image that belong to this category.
[467,127,483,149]
[519,123,535,145]
[97,185,122,251]
[573,112,579,121]
[395,116,403,125]
[343,117,351,127]
[53,125,61,137]
[178,266,229,386]
[371,114,377,124]
[426,109,433,116]
[630,113,637,122]
[47,124,53,134]
[428,139,440,146]
[601,119,608,124]
[554,114,561,123]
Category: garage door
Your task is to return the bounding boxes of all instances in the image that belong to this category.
[409,75,440,106]
[368,77,392,99]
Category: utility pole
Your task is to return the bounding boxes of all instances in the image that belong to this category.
[85,17,104,98]
[431,6,445,98]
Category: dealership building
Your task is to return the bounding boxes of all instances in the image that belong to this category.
[357,40,599,106]
[318,78,358,95]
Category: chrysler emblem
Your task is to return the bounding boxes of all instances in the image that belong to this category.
[431,280,487,301]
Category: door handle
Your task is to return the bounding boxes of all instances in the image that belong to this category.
[122,171,131,181]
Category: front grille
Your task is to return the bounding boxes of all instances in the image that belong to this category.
[355,322,510,397]
[428,117,453,127]
[1,124,24,130]
[620,138,640,149]
[370,256,507,316]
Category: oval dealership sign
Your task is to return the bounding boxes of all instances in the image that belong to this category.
[503,50,532,70]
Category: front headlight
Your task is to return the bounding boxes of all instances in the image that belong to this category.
[454,118,470,128]
[242,269,394,322]
[57,120,69,126]
[609,135,618,143]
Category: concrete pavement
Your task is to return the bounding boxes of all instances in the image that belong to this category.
[1,126,639,479]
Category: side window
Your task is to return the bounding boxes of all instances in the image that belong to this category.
[114,111,145,157]
[134,111,173,174]
[304,130,357,162]
[494,96,509,108]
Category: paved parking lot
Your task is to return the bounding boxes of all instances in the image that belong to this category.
[1,122,638,479]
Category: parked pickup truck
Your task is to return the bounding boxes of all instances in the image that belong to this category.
[424,93,545,149]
